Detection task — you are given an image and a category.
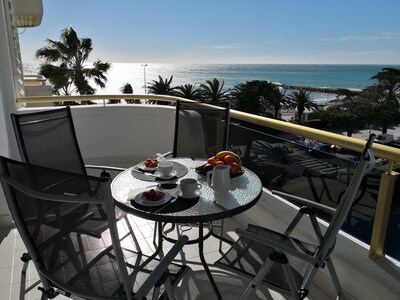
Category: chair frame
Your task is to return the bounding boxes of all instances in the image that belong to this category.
[11,106,125,175]
[218,134,376,300]
[161,101,231,251]
[10,107,142,297]
[0,156,189,300]
[172,100,231,158]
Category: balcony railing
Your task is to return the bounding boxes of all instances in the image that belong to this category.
[16,94,400,261]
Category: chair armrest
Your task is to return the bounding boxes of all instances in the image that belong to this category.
[160,151,173,158]
[272,190,336,215]
[39,212,95,250]
[134,235,189,298]
[85,164,126,172]
[235,227,318,265]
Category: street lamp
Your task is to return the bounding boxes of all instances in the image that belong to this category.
[142,64,148,94]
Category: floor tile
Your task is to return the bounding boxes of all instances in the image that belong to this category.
[0,220,329,300]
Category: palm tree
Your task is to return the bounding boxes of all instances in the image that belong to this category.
[147,75,177,104]
[35,27,111,103]
[175,84,200,100]
[231,80,282,116]
[199,78,230,103]
[263,88,287,119]
[287,90,319,123]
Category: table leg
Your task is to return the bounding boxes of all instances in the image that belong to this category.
[199,221,222,300]
[142,221,164,267]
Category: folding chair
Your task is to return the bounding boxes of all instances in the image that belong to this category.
[172,100,230,158]
[158,100,230,251]
[11,107,141,295]
[0,156,189,300]
[215,134,376,299]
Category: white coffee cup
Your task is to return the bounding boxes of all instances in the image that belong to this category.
[180,178,202,197]
[157,161,173,178]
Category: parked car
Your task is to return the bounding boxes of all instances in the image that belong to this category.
[374,134,394,145]
[308,143,337,157]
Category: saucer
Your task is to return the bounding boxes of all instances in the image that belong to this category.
[154,170,177,180]
[137,161,157,172]
[177,190,201,199]
[129,188,171,207]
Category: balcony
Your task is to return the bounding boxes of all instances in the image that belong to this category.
[2,95,400,299]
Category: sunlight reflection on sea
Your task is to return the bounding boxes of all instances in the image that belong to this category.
[23,63,397,103]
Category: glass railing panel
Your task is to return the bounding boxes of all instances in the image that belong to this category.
[228,121,400,260]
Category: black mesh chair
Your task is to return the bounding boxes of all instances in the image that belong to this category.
[159,100,230,250]
[11,107,122,175]
[172,100,230,158]
[11,107,138,238]
[11,107,142,295]
[215,135,376,299]
[0,156,189,300]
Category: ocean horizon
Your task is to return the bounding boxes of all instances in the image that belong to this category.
[23,63,399,103]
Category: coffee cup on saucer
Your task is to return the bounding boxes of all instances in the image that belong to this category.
[179,178,202,198]
[157,161,174,178]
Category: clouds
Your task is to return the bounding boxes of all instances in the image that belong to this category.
[320,33,400,43]
[191,44,241,51]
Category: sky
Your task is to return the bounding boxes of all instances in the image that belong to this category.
[19,0,400,65]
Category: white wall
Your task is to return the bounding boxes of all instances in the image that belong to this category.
[0,0,20,229]
[19,105,177,166]
[72,105,176,165]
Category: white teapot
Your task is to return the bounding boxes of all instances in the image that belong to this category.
[206,165,231,195]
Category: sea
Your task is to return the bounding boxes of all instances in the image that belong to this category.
[23,63,399,104]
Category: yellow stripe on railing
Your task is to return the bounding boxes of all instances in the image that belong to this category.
[230,109,400,162]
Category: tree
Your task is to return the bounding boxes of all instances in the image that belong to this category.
[147,75,177,105]
[231,80,282,116]
[264,88,287,119]
[199,78,230,103]
[175,84,200,100]
[371,67,400,97]
[367,67,400,133]
[312,105,367,137]
[321,89,367,136]
[361,85,400,134]
[122,83,140,104]
[35,27,111,103]
[287,90,319,123]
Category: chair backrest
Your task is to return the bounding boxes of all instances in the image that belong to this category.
[11,107,86,174]
[0,156,133,299]
[317,135,376,260]
[173,100,230,158]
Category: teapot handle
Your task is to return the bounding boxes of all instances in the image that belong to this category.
[206,170,213,187]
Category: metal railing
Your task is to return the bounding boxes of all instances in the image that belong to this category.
[16,94,400,260]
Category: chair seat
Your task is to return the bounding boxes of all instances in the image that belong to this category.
[40,230,188,299]
[215,224,318,292]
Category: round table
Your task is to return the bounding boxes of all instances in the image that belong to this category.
[111,158,263,223]
[111,158,263,300]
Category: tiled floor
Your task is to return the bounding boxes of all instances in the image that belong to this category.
[0,215,328,300]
